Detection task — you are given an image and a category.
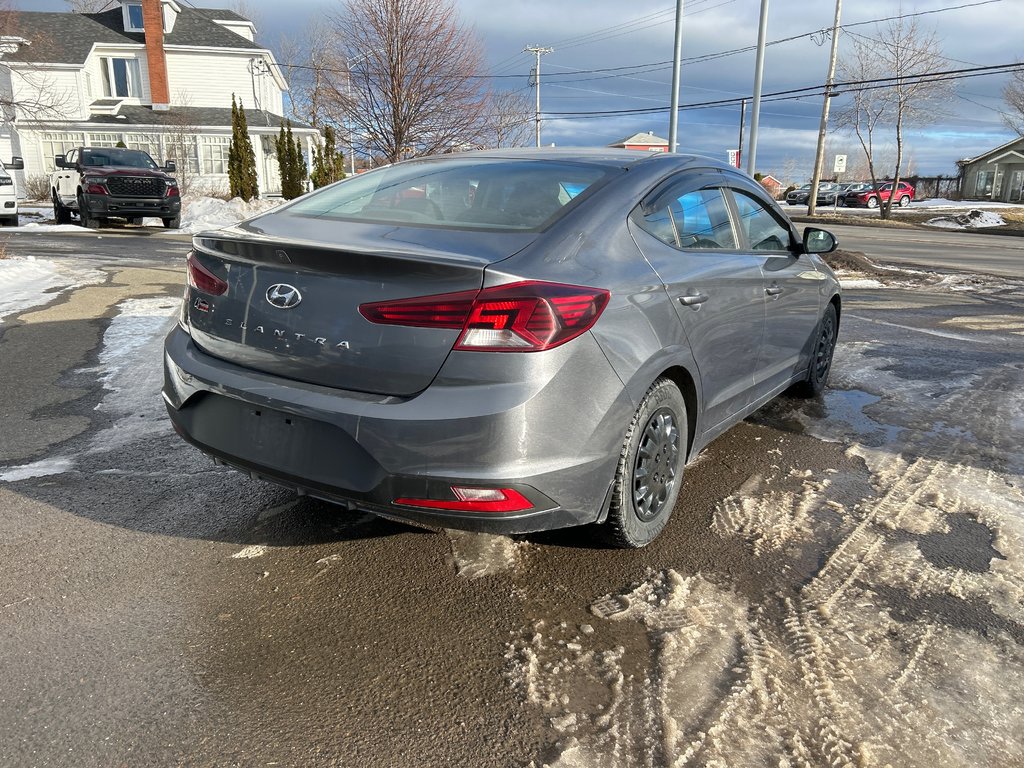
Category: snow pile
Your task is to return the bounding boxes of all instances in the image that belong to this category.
[0,256,104,323]
[925,209,1006,229]
[179,196,283,234]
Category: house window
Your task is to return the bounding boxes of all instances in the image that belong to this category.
[201,136,231,175]
[40,132,85,172]
[975,170,994,196]
[126,3,144,31]
[101,58,142,99]
[87,132,121,148]
[167,136,199,175]
[126,133,160,160]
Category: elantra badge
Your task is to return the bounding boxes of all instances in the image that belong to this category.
[266,284,302,309]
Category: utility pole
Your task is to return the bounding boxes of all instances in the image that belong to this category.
[807,0,843,216]
[667,0,684,152]
[524,45,553,147]
[736,98,747,169]
[745,0,769,176]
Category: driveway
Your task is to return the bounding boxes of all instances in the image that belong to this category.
[1,229,1022,767]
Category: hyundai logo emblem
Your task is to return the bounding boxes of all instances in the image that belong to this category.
[266,283,302,309]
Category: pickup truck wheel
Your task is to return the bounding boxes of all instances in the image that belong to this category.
[52,191,72,224]
[77,193,100,229]
[162,215,181,229]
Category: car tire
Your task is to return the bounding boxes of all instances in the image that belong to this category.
[0,215,15,227]
[53,191,72,224]
[898,195,911,207]
[163,215,181,229]
[129,217,144,225]
[604,377,687,549]
[790,303,838,398]
[866,196,878,209]
[78,193,100,229]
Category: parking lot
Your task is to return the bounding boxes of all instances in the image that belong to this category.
[1,224,1022,767]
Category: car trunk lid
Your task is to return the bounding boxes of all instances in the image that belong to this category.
[185,218,534,396]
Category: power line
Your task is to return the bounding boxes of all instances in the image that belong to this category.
[541,61,1024,119]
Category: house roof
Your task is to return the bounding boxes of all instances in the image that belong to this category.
[22,104,313,131]
[1,7,259,65]
[609,132,670,148]
[960,135,1024,166]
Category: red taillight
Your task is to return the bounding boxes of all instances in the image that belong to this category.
[359,280,609,352]
[166,185,179,198]
[85,183,107,195]
[393,487,533,513]
[358,290,477,328]
[187,252,228,295]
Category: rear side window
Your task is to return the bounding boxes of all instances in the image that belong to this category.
[634,187,737,250]
[285,158,615,231]
[731,191,792,252]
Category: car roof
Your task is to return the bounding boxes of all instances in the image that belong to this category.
[408,147,736,173]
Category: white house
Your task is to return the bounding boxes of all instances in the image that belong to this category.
[0,0,317,197]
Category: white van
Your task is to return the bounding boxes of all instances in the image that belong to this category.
[0,156,25,226]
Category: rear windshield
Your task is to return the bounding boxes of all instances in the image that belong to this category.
[80,148,158,169]
[284,158,616,231]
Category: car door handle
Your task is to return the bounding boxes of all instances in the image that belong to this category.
[765,286,783,296]
[677,293,709,306]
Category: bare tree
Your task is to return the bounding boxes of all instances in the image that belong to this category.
[63,0,116,12]
[325,0,489,163]
[0,4,75,121]
[835,18,950,218]
[482,90,533,148]
[1002,66,1024,136]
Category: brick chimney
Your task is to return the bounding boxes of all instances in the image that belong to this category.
[141,0,170,111]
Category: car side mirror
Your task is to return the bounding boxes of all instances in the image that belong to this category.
[54,156,67,169]
[6,156,24,170]
[803,227,837,254]
[164,161,177,173]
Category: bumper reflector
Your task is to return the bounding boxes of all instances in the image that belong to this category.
[393,487,533,513]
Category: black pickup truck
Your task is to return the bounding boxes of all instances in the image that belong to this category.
[51,146,181,229]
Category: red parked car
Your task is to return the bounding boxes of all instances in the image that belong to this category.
[845,181,914,208]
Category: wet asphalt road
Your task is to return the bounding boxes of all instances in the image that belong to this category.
[1,228,1022,767]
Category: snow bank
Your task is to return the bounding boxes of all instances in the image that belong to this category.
[915,197,1020,209]
[179,196,283,234]
[0,256,104,323]
[925,209,1006,230]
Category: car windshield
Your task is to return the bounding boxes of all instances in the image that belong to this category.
[285,158,617,231]
[80,148,158,170]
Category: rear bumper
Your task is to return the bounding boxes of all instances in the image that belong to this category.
[162,324,631,534]
[84,194,180,218]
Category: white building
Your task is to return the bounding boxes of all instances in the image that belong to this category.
[0,0,317,197]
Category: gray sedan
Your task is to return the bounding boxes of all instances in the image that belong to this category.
[164,149,841,547]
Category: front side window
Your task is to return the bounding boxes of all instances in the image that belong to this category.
[731,191,792,252]
[101,58,142,98]
[286,158,615,231]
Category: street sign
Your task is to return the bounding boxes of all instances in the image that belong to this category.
[727,149,740,168]
[833,154,847,174]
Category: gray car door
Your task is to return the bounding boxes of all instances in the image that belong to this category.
[629,173,766,432]
[725,183,823,397]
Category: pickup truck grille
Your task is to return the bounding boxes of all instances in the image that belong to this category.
[107,176,164,198]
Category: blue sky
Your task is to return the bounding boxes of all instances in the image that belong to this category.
[26,0,1022,178]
